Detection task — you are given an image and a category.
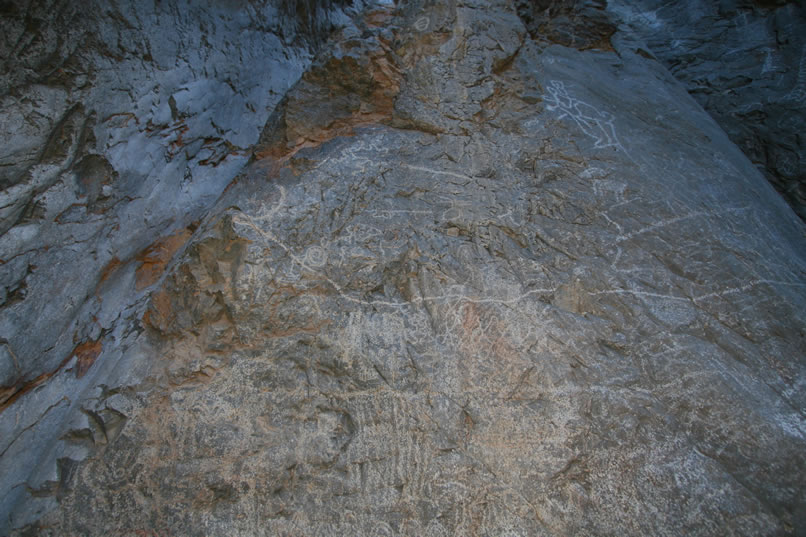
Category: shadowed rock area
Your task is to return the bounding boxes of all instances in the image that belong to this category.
[1,0,806,536]
[607,0,806,220]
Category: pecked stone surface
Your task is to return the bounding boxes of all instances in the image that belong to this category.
[2,0,806,535]
[607,0,806,221]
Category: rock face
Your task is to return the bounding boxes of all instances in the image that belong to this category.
[608,0,806,220]
[0,0,355,528]
[0,0,351,407]
[2,0,806,536]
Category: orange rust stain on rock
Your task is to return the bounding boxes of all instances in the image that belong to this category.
[364,7,394,28]
[254,41,402,165]
[0,379,51,413]
[1,364,65,413]
[166,122,190,158]
[73,339,103,379]
[135,229,192,291]
[143,288,174,333]
[0,338,103,413]
[1,365,66,413]
[0,386,17,412]
[96,256,124,291]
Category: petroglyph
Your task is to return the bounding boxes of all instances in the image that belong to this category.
[691,279,806,302]
[403,164,475,184]
[234,203,557,313]
[591,288,692,302]
[304,245,328,268]
[440,198,472,222]
[613,206,749,243]
[544,80,626,152]
[370,208,433,219]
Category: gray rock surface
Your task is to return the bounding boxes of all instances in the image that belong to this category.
[0,0,351,410]
[0,0,356,529]
[607,0,806,220]
[1,0,806,535]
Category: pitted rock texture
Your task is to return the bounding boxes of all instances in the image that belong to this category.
[608,0,806,220]
[2,0,806,536]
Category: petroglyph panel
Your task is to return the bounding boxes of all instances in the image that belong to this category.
[6,1,806,536]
